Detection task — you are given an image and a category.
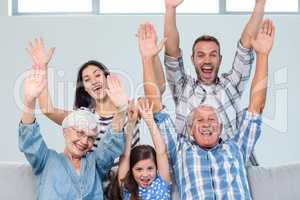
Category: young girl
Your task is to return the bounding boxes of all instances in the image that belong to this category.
[25,38,140,197]
[117,99,171,200]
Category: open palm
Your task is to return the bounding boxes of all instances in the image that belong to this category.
[251,20,275,55]
[137,23,166,58]
[24,69,47,103]
[138,98,154,125]
[105,75,128,109]
[26,38,55,70]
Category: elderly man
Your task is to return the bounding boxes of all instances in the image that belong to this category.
[141,0,268,165]
[140,19,275,199]
[18,70,127,199]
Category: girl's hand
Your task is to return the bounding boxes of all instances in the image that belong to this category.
[138,98,155,127]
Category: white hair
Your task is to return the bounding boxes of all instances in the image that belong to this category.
[186,104,222,128]
[62,108,100,137]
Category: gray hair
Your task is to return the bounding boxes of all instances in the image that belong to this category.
[186,105,222,128]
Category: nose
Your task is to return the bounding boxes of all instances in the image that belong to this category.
[203,55,211,63]
[91,78,98,85]
[80,135,89,145]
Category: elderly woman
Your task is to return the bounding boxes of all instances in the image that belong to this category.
[18,70,127,199]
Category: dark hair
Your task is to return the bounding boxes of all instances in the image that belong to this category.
[192,35,221,57]
[108,145,156,200]
[74,60,110,109]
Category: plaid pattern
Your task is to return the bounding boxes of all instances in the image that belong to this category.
[154,109,261,200]
[164,42,254,141]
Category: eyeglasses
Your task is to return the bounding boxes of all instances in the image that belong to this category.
[71,127,97,143]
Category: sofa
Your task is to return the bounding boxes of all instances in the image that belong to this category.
[0,162,299,200]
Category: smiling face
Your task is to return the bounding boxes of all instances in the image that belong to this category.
[132,158,157,188]
[63,127,96,159]
[191,40,222,85]
[82,65,108,101]
[189,106,222,149]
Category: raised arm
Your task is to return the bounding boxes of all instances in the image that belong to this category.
[240,0,267,48]
[105,75,129,132]
[117,101,139,185]
[21,68,47,124]
[26,38,69,125]
[234,20,275,163]
[164,0,184,57]
[19,67,49,174]
[248,20,275,114]
[138,98,171,183]
[137,23,166,112]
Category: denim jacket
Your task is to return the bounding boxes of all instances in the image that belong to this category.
[18,120,125,200]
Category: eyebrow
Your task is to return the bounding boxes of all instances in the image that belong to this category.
[82,69,100,78]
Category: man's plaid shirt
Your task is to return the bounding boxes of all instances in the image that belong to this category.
[154,109,261,200]
[164,42,254,140]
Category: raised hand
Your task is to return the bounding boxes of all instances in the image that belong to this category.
[165,0,184,9]
[24,66,47,104]
[26,38,55,70]
[137,23,167,59]
[251,19,275,55]
[138,98,154,126]
[105,75,129,110]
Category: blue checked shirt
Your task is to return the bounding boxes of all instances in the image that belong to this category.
[154,109,261,200]
[18,120,125,200]
[164,42,254,140]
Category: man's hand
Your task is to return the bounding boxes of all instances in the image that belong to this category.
[137,23,167,59]
[24,67,47,104]
[105,75,129,110]
[26,38,55,70]
[251,19,275,55]
[165,0,184,9]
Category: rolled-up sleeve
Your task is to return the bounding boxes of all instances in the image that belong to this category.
[233,110,261,163]
[94,129,125,179]
[154,110,178,166]
[18,121,49,175]
[222,41,254,95]
[164,50,188,105]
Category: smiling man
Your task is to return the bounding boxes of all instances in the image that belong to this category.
[141,17,275,199]
[162,0,268,150]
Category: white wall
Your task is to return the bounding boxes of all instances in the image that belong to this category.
[0,1,299,167]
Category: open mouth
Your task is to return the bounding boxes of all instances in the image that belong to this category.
[200,131,212,136]
[140,177,151,187]
[74,143,87,152]
[92,85,103,93]
[200,65,214,78]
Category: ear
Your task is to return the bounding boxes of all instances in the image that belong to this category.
[191,55,195,66]
[187,124,193,137]
[219,54,223,63]
[219,123,223,136]
[62,128,68,139]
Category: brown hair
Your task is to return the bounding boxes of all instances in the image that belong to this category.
[108,145,157,200]
[192,35,221,57]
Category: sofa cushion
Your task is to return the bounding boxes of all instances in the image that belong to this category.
[0,162,35,200]
[247,163,300,200]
